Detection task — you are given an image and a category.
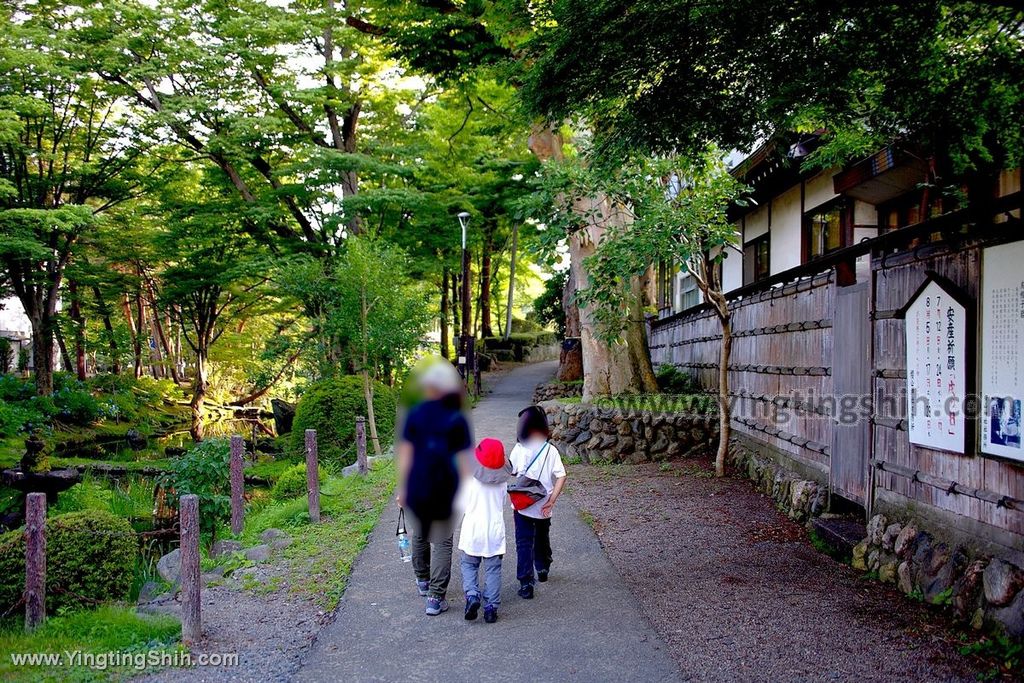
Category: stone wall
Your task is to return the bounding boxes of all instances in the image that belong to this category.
[728,438,828,523]
[852,514,1024,640]
[532,381,583,404]
[539,400,717,464]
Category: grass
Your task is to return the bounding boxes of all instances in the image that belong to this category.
[214,459,396,610]
[959,634,1023,681]
[0,606,181,682]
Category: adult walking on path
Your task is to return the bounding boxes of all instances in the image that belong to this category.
[296,360,682,683]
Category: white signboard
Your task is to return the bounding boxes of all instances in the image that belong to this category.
[981,242,1024,461]
[905,279,967,453]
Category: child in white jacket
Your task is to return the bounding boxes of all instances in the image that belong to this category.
[458,438,511,623]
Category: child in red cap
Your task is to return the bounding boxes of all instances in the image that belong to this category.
[458,437,511,623]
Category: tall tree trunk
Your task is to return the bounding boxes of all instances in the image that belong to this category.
[626,275,659,393]
[460,248,472,340]
[148,295,180,383]
[190,349,208,442]
[505,223,518,340]
[362,368,383,457]
[440,268,450,360]
[68,280,87,380]
[29,316,55,396]
[122,295,141,379]
[91,285,120,374]
[54,326,73,376]
[529,126,639,397]
[479,232,493,338]
[450,270,460,342]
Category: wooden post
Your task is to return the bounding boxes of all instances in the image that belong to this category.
[305,429,320,523]
[179,494,201,645]
[229,435,244,535]
[355,417,368,475]
[24,492,46,632]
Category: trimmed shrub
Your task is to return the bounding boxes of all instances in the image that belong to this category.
[289,376,396,468]
[655,364,702,395]
[270,462,326,501]
[482,332,557,361]
[0,509,137,615]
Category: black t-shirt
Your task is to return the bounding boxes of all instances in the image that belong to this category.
[402,398,472,522]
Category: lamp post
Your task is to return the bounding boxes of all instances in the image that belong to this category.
[457,212,473,386]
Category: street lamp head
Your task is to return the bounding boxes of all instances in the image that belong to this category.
[457,212,471,248]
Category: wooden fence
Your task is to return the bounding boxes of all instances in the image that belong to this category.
[650,191,1024,560]
[650,270,836,478]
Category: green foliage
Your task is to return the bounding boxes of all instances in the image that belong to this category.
[0,509,137,615]
[959,635,1023,681]
[0,606,181,682]
[159,438,231,536]
[51,387,99,427]
[0,375,35,402]
[289,376,397,469]
[270,463,326,502]
[655,365,701,395]
[519,1,1024,179]
[482,331,557,361]
[530,271,568,337]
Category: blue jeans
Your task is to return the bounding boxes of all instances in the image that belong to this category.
[461,553,503,607]
[513,511,552,586]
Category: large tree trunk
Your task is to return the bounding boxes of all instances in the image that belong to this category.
[505,224,518,341]
[440,268,450,360]
[479,231,493,339]
[626,274,659,393]
[189,350,208,441]
[528,126,645,398]
[91,285,121,374]
[122,295,142,379]
[68,280,87,380]
[558,265,583,381]
[30,317,55,396]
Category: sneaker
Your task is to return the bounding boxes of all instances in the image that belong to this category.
[537,569,549,583]
[483,605,498,623]
[425,596,449,616]
[517,584,534,600]
[464,594,481,621]
[416,579,429,597]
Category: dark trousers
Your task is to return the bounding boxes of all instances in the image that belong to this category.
[513,511,552,586]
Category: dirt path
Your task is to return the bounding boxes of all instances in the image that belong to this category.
[568,459,982,682]
[295,361,683,683]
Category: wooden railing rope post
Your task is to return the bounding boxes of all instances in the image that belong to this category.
[355,416,368,476]
[179,493,201,645]
[305,429,321,523]
[229,435,245,535]
[24,492,46,632]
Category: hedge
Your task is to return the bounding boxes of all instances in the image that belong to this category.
[0,509,137,615]
[270,462,327,501]
[482,332,558,361]
[289,376,397,468]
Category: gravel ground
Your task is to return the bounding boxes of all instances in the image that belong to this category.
[568,459,984,683]
[140,561,329,682]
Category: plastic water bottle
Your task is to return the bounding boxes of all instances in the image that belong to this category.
[396,509,412,562]
[397,529,412,562]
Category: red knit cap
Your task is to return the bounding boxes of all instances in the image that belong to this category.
[475,438,506,470]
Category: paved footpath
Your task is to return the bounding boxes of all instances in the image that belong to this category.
[296,361,682,683]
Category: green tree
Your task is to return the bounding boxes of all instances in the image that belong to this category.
[519,1,1024,183]
[545,148,747,476]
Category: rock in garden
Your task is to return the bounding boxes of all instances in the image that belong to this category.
[897,561,914,594]
[245,544,273,563]
[881,523,902,552]
[867,549,880,572]
[157,548,181,584]
[924,547,967,603]
[987,589,1024,639]
[953,560,986,618]
[125,429,148,450]
[866,514,887,546]
[894,523,918,559]
[261,528,291,546]
[878,559,897,584]
[982,558,1024,607]
[211,539,244,558]
[137,581,164,604]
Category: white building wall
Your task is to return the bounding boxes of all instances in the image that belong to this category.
[742,204,770,241]
[803,168,839,212]
[0,296,31,338]
[771,183,803,274]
